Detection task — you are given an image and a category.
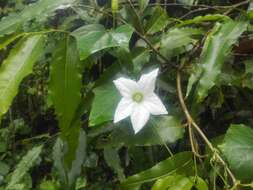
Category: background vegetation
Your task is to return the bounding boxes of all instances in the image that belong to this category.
[0,0,253,189]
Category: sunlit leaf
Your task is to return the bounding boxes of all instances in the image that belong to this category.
[0,0,75,37]
[160,27,203,60]
[187,20,248,102]
[121,152,193,188]
[72,24,134,60]
[0,35,45,118]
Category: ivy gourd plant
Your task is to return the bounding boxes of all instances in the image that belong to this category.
[0,0,253,189]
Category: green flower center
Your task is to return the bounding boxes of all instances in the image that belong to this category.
[132,92,144,103]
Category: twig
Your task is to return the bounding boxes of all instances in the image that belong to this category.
[176,71,238,188]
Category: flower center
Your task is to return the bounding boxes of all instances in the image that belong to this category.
[132,92,144,103]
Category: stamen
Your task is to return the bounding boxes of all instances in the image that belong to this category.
[132,92,144,103]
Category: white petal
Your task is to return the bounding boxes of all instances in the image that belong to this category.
[143,93,168,115]
[113,77,138,98]
[114,98,134,123]
[137,68,159,93]
[130,105,150,134]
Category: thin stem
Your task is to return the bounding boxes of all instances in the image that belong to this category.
[176,71,238,187]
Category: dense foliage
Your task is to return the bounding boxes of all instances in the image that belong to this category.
[0,0,253,189]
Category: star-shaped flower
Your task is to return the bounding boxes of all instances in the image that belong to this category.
[113,68,168,134]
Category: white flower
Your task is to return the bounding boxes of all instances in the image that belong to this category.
[113,68,168,134]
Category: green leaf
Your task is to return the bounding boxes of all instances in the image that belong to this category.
[0,35,44,118]
[160,27,203,60]
[0,161,10,176]
[89,83,120,126]
[39,180,60,190]
[0,0,75,37]
[152,175,208,190]
[120,152,193,188]
[102,116,184,147]
[104,147,125,181]
[53,129,86,188]
[176,14,229,27]
[48,35,81,134]
[7,145,43,189]
[72,24,134,60]
[132,47,150,74]
[120,5,144,34]
[187,20,248,102]
[154,175,193,190]
[144,6,168,34]
[138,0,149,11]
[219,124,253,180]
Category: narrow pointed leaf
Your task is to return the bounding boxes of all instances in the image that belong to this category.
[0,35,44,118]
[121,152,193,188]
[144,6,168,34]
[187,20,248,102]
[7,145,43,189]
[49,35,82,133]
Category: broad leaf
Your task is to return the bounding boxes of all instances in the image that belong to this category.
[71,24,134,60]
[160,27,203,60]
[48,35,82,134]
[0,35,45,118]
[89,83,120,126]
[187,20,248,102]
[219,124,253,180]
[7,146,43,189]
[144,6,169,34]
[120,152,193,188]
[0,0,75,37]
[102,116,184,147]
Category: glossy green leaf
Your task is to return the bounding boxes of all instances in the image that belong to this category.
[7,145,43,189]
[72,24,134,60]
[48,36,82,134]
[120,152,193,188]
[187,20,248,102]
[144,6,168,34]
[152,175,208,190]
[0,0,75,37]
[219,124,253,180]
[160,27,203,60]
[103,116,184,147]
[0,35,44,118]
[89,83,120,126]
